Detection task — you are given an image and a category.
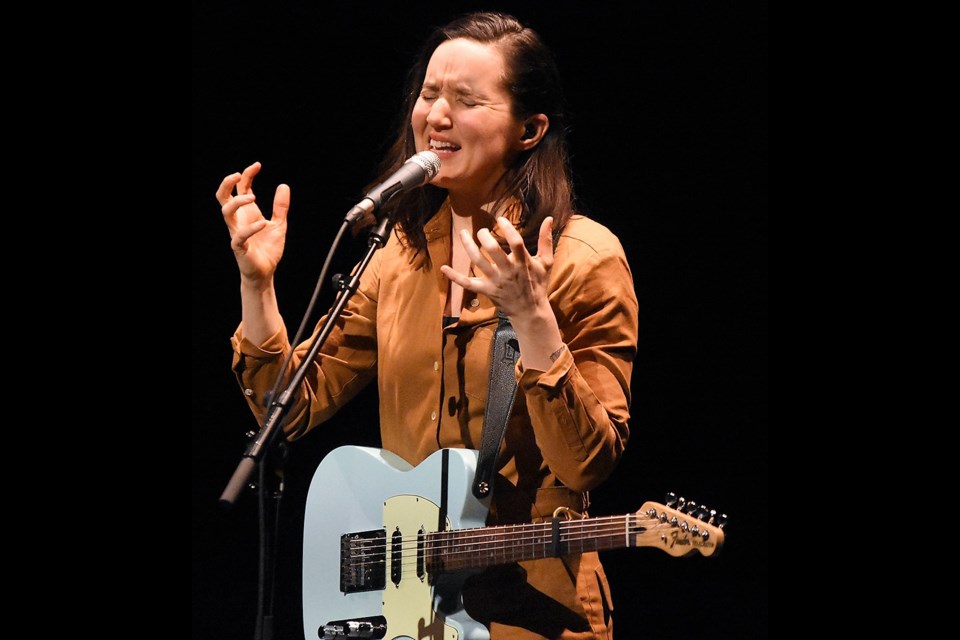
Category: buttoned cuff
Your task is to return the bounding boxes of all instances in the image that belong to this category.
[516,344,574,392]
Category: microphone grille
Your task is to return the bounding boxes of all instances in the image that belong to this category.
[412,151,441,179]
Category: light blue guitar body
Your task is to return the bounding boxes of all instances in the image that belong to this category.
[302,446,491,640]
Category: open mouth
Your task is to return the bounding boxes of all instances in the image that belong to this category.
[429,139,461,153]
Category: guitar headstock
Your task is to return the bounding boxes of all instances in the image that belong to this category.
[632,493,727,557]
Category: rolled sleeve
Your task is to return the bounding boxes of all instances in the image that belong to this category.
[229,324,290,421]
[516,344,575,392]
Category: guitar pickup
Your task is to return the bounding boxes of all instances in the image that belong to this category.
[340,530,386,593]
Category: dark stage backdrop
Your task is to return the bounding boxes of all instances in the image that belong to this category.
[192,1,767,638]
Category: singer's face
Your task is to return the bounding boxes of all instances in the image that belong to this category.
[412,38,527,200]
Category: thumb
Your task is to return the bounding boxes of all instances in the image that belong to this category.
[537,217,554,260]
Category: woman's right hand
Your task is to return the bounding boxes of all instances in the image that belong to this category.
[216,162,291,285]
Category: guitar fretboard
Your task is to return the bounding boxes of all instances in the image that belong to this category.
[426,514,641,572]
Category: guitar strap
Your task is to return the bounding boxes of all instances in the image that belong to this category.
[472,310,520,500]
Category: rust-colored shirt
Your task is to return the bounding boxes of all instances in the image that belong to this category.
[231,201,638,639]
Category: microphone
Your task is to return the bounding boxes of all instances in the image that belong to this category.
[345,151,441,224]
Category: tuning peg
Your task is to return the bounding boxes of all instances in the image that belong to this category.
[717,513,729,529]
[707,509,718,524]
[659,511,668,523]
[683,500,698,514]
[696,504,710,520]
[676,496,687,510]
[679,521,689,532]
[690,525,700,537]
[669,515,679,526]
[700,530,710,542]
[665,492,678,507]
[646,508,657,518]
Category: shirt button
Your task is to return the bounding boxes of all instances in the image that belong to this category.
[243,388,254,397]
[431,411,437,421]
[470,298,480,308]
[433,361,439,371]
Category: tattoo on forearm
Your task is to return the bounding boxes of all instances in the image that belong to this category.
[549,346,564,362]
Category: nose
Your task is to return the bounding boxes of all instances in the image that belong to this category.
[426,97,452,130]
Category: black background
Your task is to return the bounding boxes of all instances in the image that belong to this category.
[192,1,767,638]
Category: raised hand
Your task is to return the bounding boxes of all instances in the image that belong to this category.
[441,216,555,320]
[441,215,563,371]
[216,162,291,284]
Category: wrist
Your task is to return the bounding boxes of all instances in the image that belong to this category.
[509,303,564,372]
[240,274,275,294]
[508,300,557,334]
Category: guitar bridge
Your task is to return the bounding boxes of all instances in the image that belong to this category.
[340,530,386,593]
[320,616,387,639]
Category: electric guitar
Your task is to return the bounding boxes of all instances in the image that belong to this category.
[303,446,726,640]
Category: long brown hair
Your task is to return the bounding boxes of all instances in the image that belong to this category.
[368,12,576,257]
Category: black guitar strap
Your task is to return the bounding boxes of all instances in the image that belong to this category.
[472,310,520,499]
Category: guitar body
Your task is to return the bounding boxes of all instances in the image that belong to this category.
[303,446,492,640]
[303,446,725,640]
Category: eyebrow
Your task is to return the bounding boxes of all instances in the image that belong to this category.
[421,81,482,98]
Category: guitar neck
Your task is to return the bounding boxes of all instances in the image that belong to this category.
[428,515,639,572]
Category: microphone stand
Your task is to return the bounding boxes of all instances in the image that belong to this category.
[218,213,396,640]
[219,213,395,506]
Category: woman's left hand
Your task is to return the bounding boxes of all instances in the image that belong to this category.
[441,216,554,321]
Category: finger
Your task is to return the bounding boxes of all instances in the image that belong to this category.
[459,229,499,280]
[537,217,555,268]
[221,194,257,229]
[216,172,242,205]
[232,219,269,252]
[496,216,529,264]
[272,184,291,225]
[475,227,511,271]
[439,264,483,292]
[237,161,262,195]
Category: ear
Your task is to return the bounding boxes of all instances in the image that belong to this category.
[516,114,549,151]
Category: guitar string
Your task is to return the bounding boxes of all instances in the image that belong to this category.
[340,518,640,561]
[340,515,636,548]
[340,520,710,571]
[339,515,708,554]
[340,521,645,570]
[341,524,695,573]
[340,519,705,560]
